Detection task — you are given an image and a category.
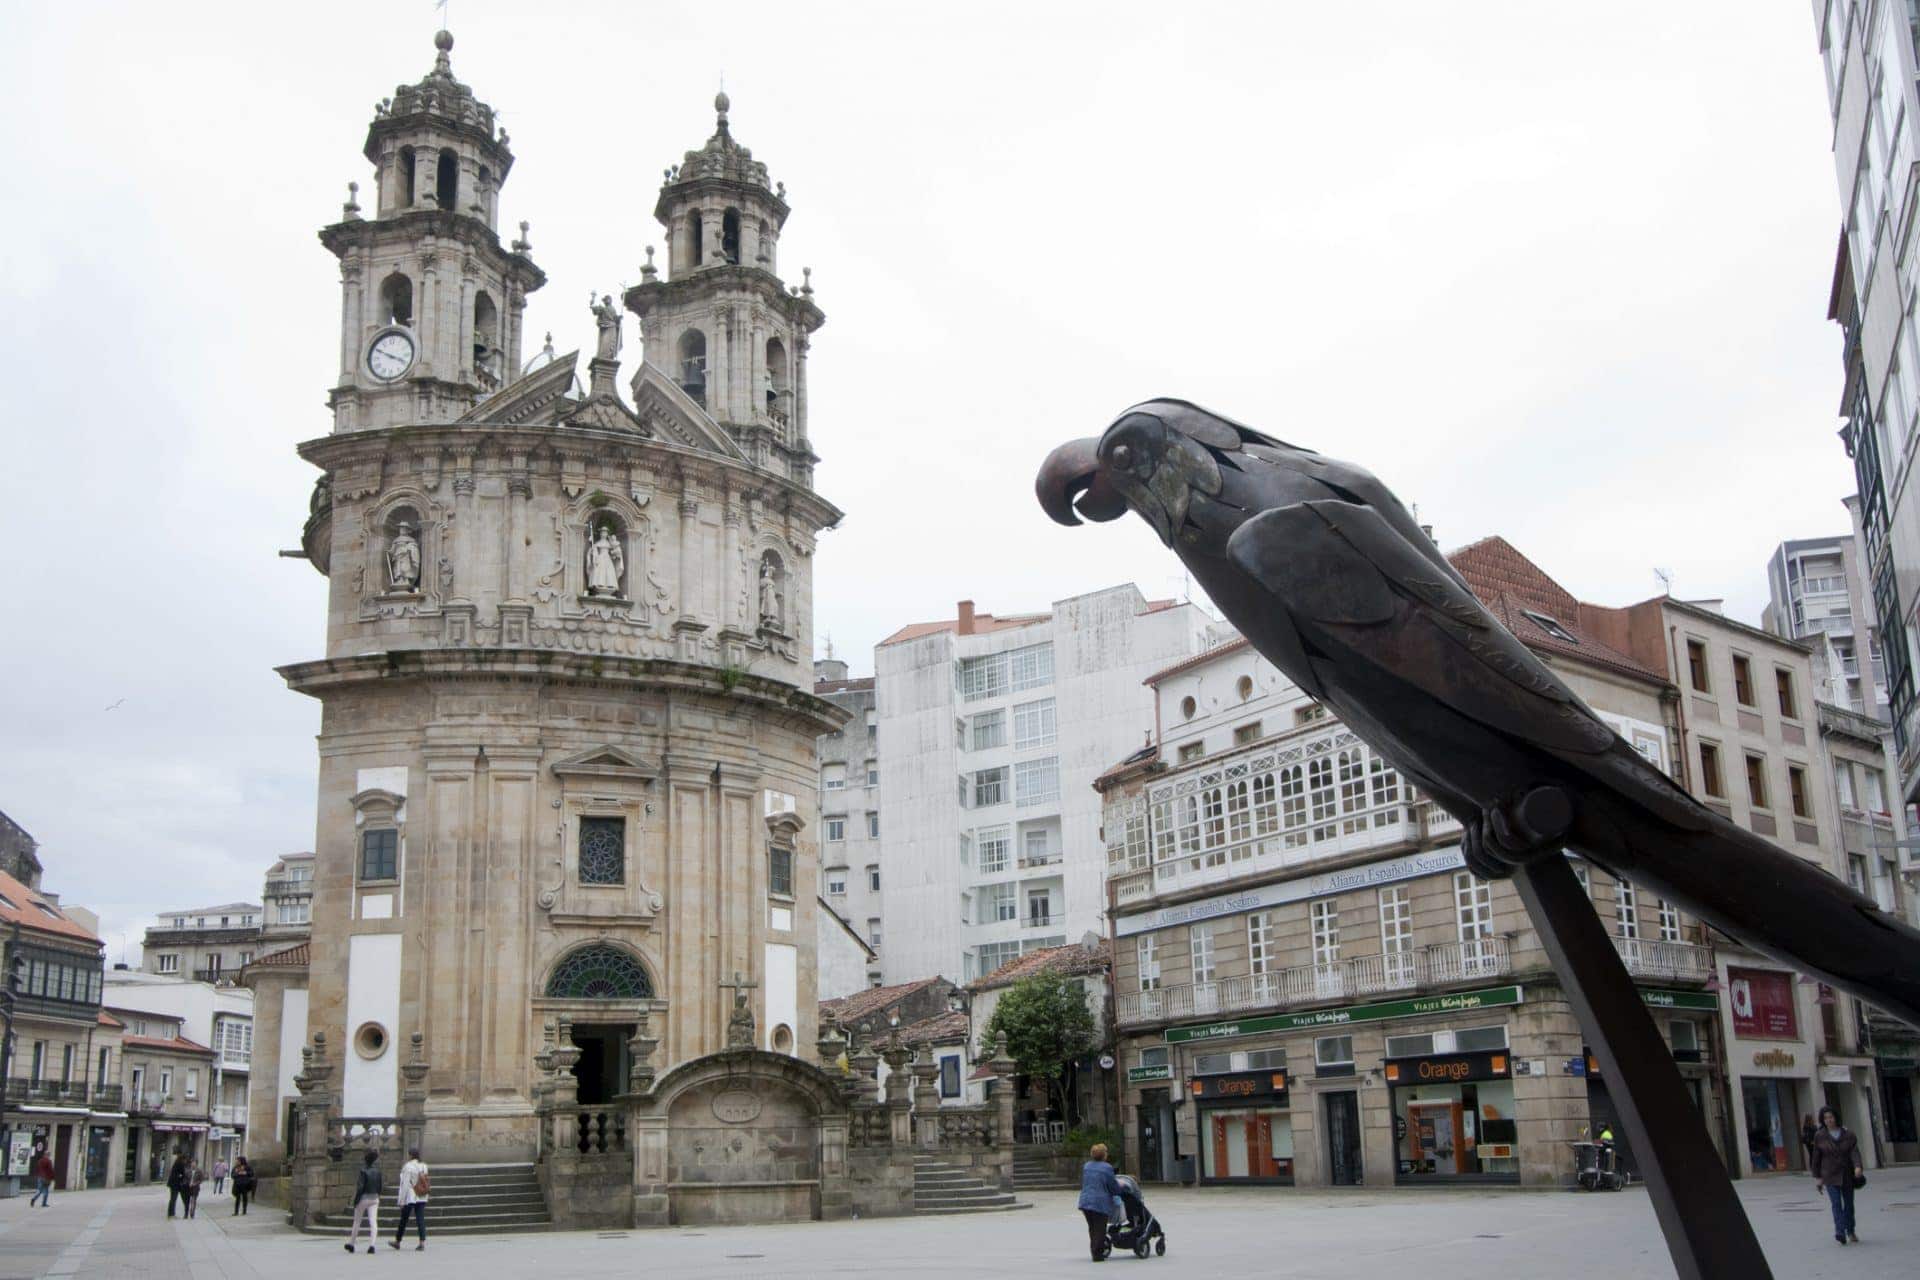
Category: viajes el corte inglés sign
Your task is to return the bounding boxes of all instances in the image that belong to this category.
[1163,985,1525,1045]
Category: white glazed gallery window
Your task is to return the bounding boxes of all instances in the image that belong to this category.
[1007,642,1054,693]
[971,708,1007,751]
[1189,924,1215,985]
[976,941,1020,976]
[1124,814,1149,869]
[1136,933,1160,991]
[1378,885,1412,981]
[1310,900,1340,966]
[977,827,1011,874]
[1013,698,1057,749]
[991,884,1018,922]
[973,767,1008,807]
[957,653,1009,702]
[1014,757,1059,808]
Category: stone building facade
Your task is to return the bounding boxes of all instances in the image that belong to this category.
[140,903,261,983]
[1102,539,1726,1189]
[266,33,842,1167]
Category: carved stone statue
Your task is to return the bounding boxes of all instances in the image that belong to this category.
[386,523,421,592]
[591,293,622,361]
[757,561,782,630]
[585,523,624,597]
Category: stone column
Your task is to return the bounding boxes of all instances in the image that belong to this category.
[549,1017,582,1157]
[794,333,809,444]
[913,1045,941,1149]
[500,466,531,644]
[989,1032,1017,1151]
[506,284,526,373]
[413,149,436,209]
[418,251,439,380]
[340,261,364,381]
[289,1032,339,1229]
[459,277,476,382]
[399,1032,430,1156]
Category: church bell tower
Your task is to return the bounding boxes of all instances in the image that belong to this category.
[322,31,545,431]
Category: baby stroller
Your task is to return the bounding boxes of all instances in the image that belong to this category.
[1106,1174,1168,1259]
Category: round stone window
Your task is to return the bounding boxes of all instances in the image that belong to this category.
[1237,675,1254,701]
[772,1023,794,1055]
[354,1022,390,1061]
[1180,696,1197,720]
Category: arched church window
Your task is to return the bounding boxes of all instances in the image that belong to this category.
[435,149,459,210]
[546,945,654,1000]
[476,165,492,217]
[379,272,414,327]
[757,219,772,266]
[677,329,708,406]
[764,337,789,419]
[397,146,416,209]
[722,208,741,264]
[473,291,499,384]
[689,211,704,266]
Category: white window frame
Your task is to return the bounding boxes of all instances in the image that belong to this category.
[971,708,1007,751]
[1454,872,1493,940]
[1013,757,1060,808]
[1013,698,1057,750]
[977,827,1010,874]
[1189,923,1215,985]
[1137,933,1160,991]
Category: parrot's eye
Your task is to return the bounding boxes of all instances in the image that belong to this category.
[1110,443,1134,469]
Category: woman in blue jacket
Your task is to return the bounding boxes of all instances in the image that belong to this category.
[1077,1143,1122,1261]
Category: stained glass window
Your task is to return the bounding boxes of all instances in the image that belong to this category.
[546,945,653,999]
[579,817,625,885]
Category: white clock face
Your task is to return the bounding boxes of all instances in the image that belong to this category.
[367,331,416,382]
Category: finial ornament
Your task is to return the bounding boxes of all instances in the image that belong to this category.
[801,266,814,298]
[715,89,731,134]
[343,181,362,219]
[512,219,531,253]
[641,245,658,280]
[433,29,453,76]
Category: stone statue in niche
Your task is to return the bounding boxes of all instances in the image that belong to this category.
[758,560,784,632]
[386,522,422,592]
[585,523,625,597]
[591,293,622,361]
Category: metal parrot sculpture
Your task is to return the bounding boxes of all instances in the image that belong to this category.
[1038,399,1920,1279]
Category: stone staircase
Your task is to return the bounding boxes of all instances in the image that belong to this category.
[311,1163,551,1239]
[1011,1149,1078,1191]
[913,1155,1029,1215]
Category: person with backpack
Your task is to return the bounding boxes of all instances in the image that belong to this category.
[1810,1105,1866,1246]
[346,1149,382,1254]
[230,1156,256,1215]
[391,1147,430,1250]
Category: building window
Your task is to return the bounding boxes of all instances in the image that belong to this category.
[1193,1051,1233,1075]
[867,919,882,947]
[546,944,654,999]
[1744,754,1769,809]
[1616,879,1639,940]
[825,816,846,842]
[578,816,625,885]
[1295,703,1327,726]
[1177,741,1204,764]
[1455,1025,1509,1052]
[1686,639,1709,693]
[1657,898,1681,943]
[823,765,846,791]
[826,871,846,896]
[867,866,880,892]
[973,767,1007,807]
[990,884,1017,922]
[1237,675,1255,700]
[1669,1019,1700,1054]
[1013,698,1057,749]
[1731,654,1755,707]
[1776,668,1797,718]
[971,708,1007,751]
[1787,766,1811,819]
[1523,609,1577,642]
[1189,924,1215,985]
[1310,899,1340,967]
[1379,885,1412,978]
[1014,757,1059,807]
[1138,1046,1170,1072]
[867,812,880,838]
[957,653,1008,701]
[1136,934,1160,991]
[1008,643,1053,692]
[159,1067,172,1097]
[867,763,879,787]
[185,1069,198,1099]
[1698,742,1724,798]
[975,941,1019,978]
[1454,872,1493,940]
[769,845,795,897]
[1314,1035,1354,1070]
[1234,721,1263,746]
[96,1047,109,1086]
[940,1055,961,1098]
[978,827,1010,874]
[1247,911,1273,976]
[360,828,399,881]
[156,954,179,975]
[1023,827,1051,862]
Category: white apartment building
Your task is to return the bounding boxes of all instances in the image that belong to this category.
[104,972,253,1166]
[1763,533,1888,716]
[814,658,884,983]
[875,585,1213,983]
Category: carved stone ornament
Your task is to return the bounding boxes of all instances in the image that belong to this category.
[711,1089,762,1124]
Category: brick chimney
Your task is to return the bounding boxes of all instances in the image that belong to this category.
[957,600,976,636]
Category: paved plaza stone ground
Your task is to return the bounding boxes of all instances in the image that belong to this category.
[0,1169,1915,1279]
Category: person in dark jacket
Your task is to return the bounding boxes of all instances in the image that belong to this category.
[230,1156,256,1215]
[182,1159,204,1219]
[1800,1113,1818,1168]
[165,1154,188,1218]
[1809,1105,1865,1245]
[29,1146,54,1207]
[347,1149,383,1254]
[1076,1143,1122,1262]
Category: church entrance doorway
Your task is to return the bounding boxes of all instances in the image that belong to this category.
[570,1024,634,1105]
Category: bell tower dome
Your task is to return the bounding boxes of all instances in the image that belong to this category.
[624,94,825,486]
[321,31,545,432]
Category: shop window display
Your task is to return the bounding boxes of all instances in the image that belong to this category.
[1208,1106,1295,1180]
[1386,1050,1518,1181]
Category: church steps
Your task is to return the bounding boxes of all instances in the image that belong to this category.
[910,1155,1029,1215]
[309,1162,552,1236]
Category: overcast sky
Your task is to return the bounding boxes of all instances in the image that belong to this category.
[0,2,1859,953]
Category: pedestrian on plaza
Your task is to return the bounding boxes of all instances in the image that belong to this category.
[346,1148,382,1255]
[212,1157,228,1195]
[165,1152,188,1218]
[230,1156,255,1216]
[390,1147,430,1251]
[1801,1113,1818,1168]
[29,1145,54,1207]
[1076,1142,1122,1263]
[1810,1105,1866,1246]
[183,1159,205,1219]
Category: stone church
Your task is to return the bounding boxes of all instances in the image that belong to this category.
[257,31,846,1172]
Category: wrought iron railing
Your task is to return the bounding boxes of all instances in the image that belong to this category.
[1612,938,1715,982]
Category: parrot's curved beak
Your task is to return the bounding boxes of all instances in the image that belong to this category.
[1037,437,1128,527]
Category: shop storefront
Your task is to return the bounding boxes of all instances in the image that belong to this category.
[1878,1057,1919,1164]
[1741,1072,1803,1173]
[1723,965,1814,1174]
[1385,1050,1517,1182]
[1192,1069,1293,1184]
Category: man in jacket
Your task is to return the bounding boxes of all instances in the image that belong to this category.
[29,1146,54,1207]
[165,1153,188,1218]
[391,1147,429,1250]
[1809,1105,1865,1245]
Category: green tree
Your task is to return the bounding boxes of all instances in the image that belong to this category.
[980,972,1097,1121]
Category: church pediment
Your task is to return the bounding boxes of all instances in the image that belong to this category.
[550,744,660,781]
[458,351,583,426]
[559,391,646,434]
[630,364,749,461]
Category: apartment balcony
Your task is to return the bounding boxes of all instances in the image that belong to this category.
[262,876,313,898]
[219,1052,251,1073]
[1018,851,1063,870]
[5,1079,93,1106]
[1115,937,1511,1029]
[211,1103,247,1128]
[1022,913,1061,929]
[1612,938,1714,983]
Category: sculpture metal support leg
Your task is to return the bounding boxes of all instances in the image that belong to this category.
[1512,855,1771,1280]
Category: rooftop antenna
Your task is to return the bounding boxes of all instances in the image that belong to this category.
[1654,568,1674,597]
[824,633,835,661]
[435,0,451,34]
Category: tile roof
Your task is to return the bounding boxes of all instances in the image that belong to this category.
[818,975,947,1025]
[121,1033,213,1056]
[1448,537,1665,684]
[879,611,1052,647]
[0,868,100,944]
[244,941,310,969]
[895,1010,970,1047]
[98,1010,124,1029]
[1144,636,1251,686]
[969,939,1111,992]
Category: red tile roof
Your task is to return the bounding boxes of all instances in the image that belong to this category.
[1144,636,1251,687]
[969,940,1111,992]
[879,611,1052,647]
[819,975,949,1025]
[97,1010,124,1029]
[245,941,310,969]
[0,869,100,944]
[895,1010,970,1047]
[1448,537,1666,685]
[121,1033,213,1056]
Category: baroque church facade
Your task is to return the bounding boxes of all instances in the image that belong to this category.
[256,31,842,1165]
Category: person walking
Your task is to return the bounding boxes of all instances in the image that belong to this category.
[1810,1105,1865,1245]
[211,1158,228,1196]
[1076,1142,1122,1262]
[183,1159,205,1219]
[165,1153,188,1218]
[346,1149,382,1255]
[390,1147,429,1251]
[28,1145,54,1207]
[230,1157,255,1215]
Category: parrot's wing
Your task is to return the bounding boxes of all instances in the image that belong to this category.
[1227,500,1712,832]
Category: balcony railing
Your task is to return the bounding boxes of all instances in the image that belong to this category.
[1116,937,1511,1028]
[1023,913,1060,929]
[1019,851,1063,869]
[4,1079,125,1108]
[211,1103,247,1127]
[1613,938,1714,982]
